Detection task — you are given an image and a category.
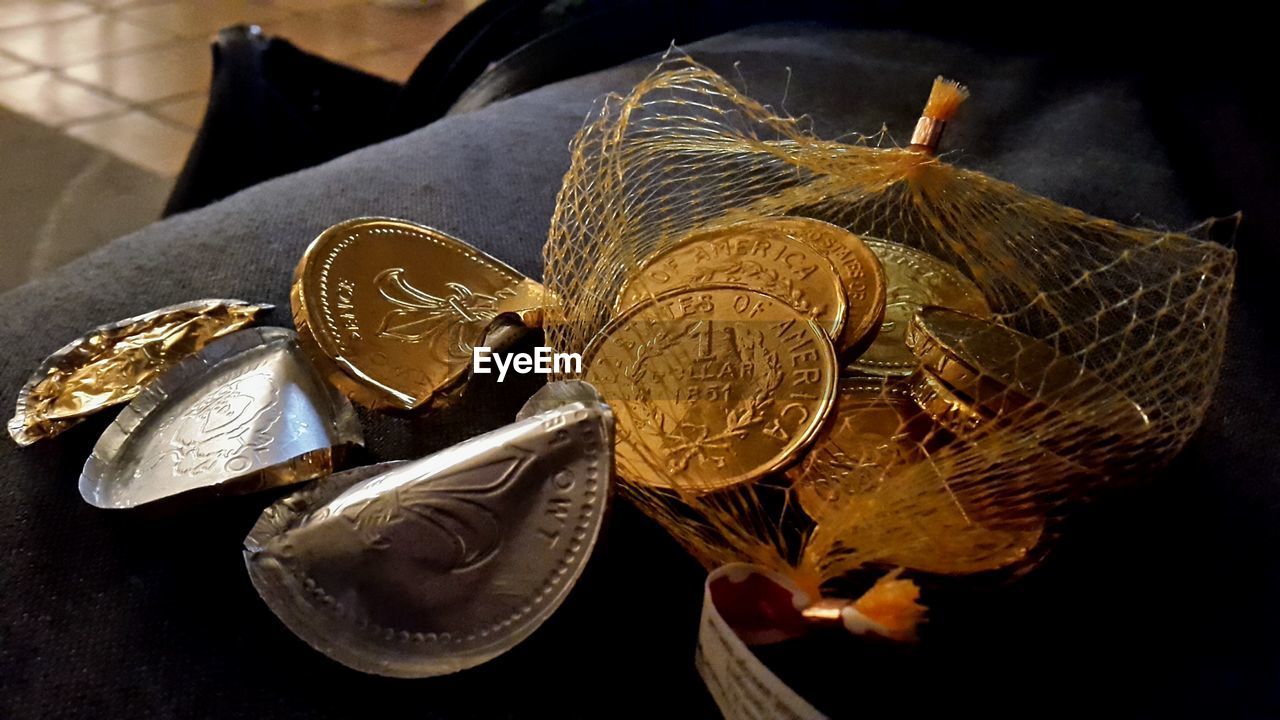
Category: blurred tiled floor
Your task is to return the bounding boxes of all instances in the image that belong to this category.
[0,0,476,177]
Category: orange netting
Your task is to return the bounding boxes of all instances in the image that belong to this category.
[542,56,1235,609]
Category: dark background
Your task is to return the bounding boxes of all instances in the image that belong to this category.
[2,3,1278,718]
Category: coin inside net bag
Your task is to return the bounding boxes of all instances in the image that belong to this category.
[615,218,854,352]
[243,387,613,678]
[584,285,838,493]
[848,239,991,378]
[79,327,362,510]
[905,306,1152,472]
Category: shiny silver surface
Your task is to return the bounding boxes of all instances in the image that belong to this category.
[79,327,363,509]
[243,390,614,678]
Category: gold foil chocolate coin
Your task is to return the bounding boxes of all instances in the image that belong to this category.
[786,379,929,521]
[811,457,1045,575]
[616,219,849,348]
[292,217,543,411]
[905,307,1146,420]
[906,307,1152,472]
[757,217,887,357]
[907,368,988,434]
[616,217,886,356]
[849,239,990,377]
[584,286,838,492]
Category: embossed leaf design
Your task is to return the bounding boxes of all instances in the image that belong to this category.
[343,446,535,573]
[374,269,504,344]
[691,260,816,316]
[376,308,452,342]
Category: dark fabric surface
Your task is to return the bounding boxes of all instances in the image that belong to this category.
[2,23,1277,719]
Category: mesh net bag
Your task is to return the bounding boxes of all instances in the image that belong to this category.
[542,56,1236,630]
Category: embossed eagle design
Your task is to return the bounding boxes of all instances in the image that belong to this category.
[333,446,535,574]
[374,268,509,358]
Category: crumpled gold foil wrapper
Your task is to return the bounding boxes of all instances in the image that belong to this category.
[8,299,269,445]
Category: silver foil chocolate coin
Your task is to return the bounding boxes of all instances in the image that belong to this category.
[243,388,614,678]
[79,327,362,509]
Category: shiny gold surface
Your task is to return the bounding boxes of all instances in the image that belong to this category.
[906,307,1152,474]
[616,218,849,348]
[907,368,988,434]
[764,218,886,357]
[849,239,990,377]
[8,299,267,445]
[584,286,838,492]
[292,217,544,412]
[905,307,1146,422]
[615,217,886,357]
[786,379,926,521]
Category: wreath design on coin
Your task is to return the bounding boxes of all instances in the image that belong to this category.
[623,321,784,477]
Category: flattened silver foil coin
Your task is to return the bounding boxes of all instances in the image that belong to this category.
[79,327,363,509]
[243,395,614,678]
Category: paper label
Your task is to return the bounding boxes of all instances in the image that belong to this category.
[695,565,827,720]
